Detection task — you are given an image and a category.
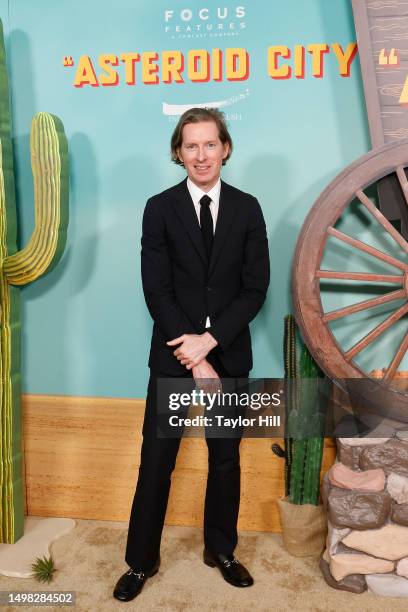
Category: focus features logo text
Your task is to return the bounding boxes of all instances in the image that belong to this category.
[164,6,246,37]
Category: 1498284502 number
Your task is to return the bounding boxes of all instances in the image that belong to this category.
[0,591,76,606]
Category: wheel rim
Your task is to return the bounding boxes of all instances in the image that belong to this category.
[292,140,408,420]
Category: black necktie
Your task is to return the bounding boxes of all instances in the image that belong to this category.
[199,194,213,260]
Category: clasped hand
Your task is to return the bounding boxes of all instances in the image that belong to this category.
[167,333,221,394]
[167,332,218,369]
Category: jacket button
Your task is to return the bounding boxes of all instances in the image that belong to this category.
[206,286,212,292]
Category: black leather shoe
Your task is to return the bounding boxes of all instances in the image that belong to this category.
[203,549,254,587]
[113,557,160,602]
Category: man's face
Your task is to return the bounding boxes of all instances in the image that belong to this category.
[177,120,229,192]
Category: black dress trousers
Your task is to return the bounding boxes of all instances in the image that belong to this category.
[125,355,248,572]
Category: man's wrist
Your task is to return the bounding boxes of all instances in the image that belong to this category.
[203,331,218,350]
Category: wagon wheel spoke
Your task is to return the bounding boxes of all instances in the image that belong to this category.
[327,227,407,271]
[396,166,408,205]
[344,302,408,361]
[316,270,404,283]
[356,189,408,254]
[384,333,408,380]
[323,288,406,322]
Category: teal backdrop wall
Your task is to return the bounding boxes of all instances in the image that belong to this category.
[0,0,370,397]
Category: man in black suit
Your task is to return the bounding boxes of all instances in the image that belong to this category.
[114,108,270,602]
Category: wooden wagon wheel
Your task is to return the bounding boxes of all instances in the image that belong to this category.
[292,139,408,422]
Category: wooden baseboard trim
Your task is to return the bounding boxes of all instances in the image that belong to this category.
[22,394,336,532]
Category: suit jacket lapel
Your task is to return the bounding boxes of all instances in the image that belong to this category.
[171,178,208,266]
[208,180,235,278]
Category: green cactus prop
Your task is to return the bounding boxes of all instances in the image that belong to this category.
[0,20,68,543]
[289,341,327,505]
[273,314,299,496]
[273,316,328,505]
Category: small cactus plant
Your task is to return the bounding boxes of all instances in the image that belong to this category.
[0,19,69,543]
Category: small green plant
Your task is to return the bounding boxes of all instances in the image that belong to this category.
[31,555,57,583]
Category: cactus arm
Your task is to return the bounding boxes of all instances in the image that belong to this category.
[3,113,68,285]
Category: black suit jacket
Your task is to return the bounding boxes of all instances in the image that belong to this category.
[141,177,270,376]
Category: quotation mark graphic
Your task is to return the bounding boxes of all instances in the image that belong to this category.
[400,77,408,106]
[379,48,408,105]
[63,56,74,67]
[379,48,399,67]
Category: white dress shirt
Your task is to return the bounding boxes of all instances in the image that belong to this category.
[186,177,221,232]
[186,177,221,328]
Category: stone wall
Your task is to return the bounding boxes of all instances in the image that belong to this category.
[321,435,408,597]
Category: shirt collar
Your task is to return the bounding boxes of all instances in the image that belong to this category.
[187,177,221,206]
